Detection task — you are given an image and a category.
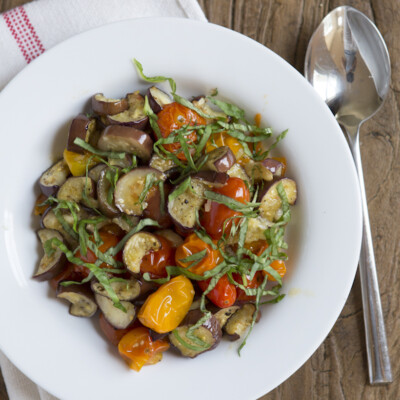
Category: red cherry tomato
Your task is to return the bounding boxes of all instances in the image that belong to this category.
[72,231,121,278]
[198,274,237,308]
[157,102,206,161]
[233,272,264,301]
[140,235,175,278]
[201,177,250,240]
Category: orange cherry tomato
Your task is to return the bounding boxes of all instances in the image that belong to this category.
[99,313,141,346]
[63,149,98,176]
[72,231,121,278]
[245,240,287,281]
[34,193,49,216]
[201,177,250,240]
[175,233,222,276]
[138,275,194,333]
[118,327,169,371]
[233,271,264,301]
[198,274,237,308]
[157,102,206,161]
[140,235,175,278]
[206,132,251,165]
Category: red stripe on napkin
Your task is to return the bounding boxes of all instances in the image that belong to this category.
[3,6,45,63]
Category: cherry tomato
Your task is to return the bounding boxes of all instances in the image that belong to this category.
[198,274,237,308]
[206,132,251,165]
[157,102,206,161]
[201,177,250,240]
[138,275,194,333]
[245,240,287,281]
[49,262,83,291]
[140,235,175,278]
[72,231,121,278]
[118,327,169,371]
[33,193,49,216]
[175,233,222,275]
[233,271,264,301]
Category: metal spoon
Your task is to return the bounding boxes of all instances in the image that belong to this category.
[304,6,392,384]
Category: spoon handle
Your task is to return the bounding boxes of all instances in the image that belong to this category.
[348,129,392,384]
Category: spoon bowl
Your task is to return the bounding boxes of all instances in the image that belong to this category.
[305,6,392,385]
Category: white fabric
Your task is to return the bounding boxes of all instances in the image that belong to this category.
[0,0,206,90]
[0,2,206,398]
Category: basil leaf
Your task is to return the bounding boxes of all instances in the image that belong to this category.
[173,93,213,119]
[74,138,126,159]
[179,249,207,264]
[207,96,245,120]
[168,176,191,203]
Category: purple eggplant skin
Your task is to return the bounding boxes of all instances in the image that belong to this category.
[97,168,121,218]
[33,229,67,281]
[193,171,229,188]
[147,86,173,114]
[97,125,153,161]
[169,310,222,358]
[203,146,236,173]
[66,114,97,153]
[39,159,70,197]
[223,303,260,342]
[57,284,98,318]
[262,158,284,178]
[91,93,129,116]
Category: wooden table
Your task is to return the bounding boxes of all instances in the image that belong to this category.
[0,0,399,399]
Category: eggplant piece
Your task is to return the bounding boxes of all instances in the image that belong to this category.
[88,164,106,183]
[244,160,273,182]
[227,163,250,182]
[91,93,129,116]
[114,167,165,215]
[57,176,95,205]
[169,310,222,358]
[57,284,97,318]
[262,158,284,178]
[154,229,184,247]
[97,125,153,161]
[39,159,70,197]
[143,183,173,229]
[244,216,273,243]
[213,306,240,329]
[95,294,136,329]
[67,114,98,153]
[123,232,161,274]
[34,229,66,281]
[193,171,229,188]
[106,92,148,129]
[112,215,140,232]
[259,178,297,222]
[192,97,228,123]
[224,303,258,341]
[202,146,236,173]
[97,168,120,218]
[149,154,176,173]
[147,86,173,114]
[91,279,141,301]
[108,154,134,169]
[167,179,206,234]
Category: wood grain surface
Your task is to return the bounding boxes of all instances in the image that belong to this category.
[0,0,399,399]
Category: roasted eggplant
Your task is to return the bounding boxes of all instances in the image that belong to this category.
[224,303,259,341]
[95,294,136,329]
[57,284,98,318]
[147,86,173,114]
[227,163,250,182]
[67,114,98,153]
[39,159,70,197]
[57,176,95,205]
[202,146,236,173]
[91,93,129,116]
[97,167,121,218]
[91,279,141,302]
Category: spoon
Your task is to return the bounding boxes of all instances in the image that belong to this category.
[304,6,392,384]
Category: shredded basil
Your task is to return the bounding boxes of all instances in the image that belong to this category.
[73,138,126,159]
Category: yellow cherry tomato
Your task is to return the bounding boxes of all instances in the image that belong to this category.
[63,149,98,176]
[138,275,194,333]
[206,132,251,165]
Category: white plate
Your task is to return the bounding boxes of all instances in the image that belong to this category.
[0,18,362,400]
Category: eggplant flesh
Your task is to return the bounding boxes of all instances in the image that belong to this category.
[39,159,70,197]
[95,294,136,329]
[91,279,141,301]
[224,303,257,341]
[57,285,97,318]
[147,86,173,114]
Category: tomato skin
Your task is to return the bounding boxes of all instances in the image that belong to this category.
[198,274,237,308]
[233,272,264,301]
[138,275,194,333]
[118,327,169,371]
[175,233,222,275]
[157,102,206,161]
[140,235,175,278]
[73,231,121,278]
[201,177,250,240]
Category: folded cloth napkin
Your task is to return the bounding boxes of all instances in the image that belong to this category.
[0,2,206,398]
[0,0,207,90]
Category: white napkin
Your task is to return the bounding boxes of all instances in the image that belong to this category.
[0,0,207,90]
[0,2,206,399]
